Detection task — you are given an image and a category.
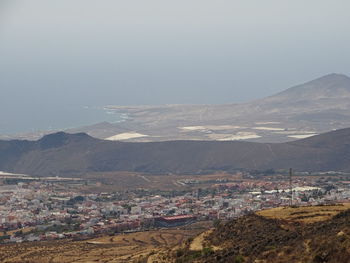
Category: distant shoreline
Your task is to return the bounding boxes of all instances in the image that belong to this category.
[0,106,122,136]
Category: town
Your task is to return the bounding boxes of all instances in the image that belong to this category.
[1,171,350,244]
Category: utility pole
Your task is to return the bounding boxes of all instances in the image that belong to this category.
[289,168,293,206]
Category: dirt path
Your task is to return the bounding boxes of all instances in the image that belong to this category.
[190,229,222,251]
[190,230,210,251]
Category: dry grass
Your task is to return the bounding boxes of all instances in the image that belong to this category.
[82,171,238,192]
[189,229,222,252]
[0,227,34,237]
[256,203,350,223]
[0,229,203,263]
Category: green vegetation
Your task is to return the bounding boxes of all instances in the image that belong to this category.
[174,246,214,262]
[234,255,245,263]
[0,235,10,243]
[201,247,214,256]
[213,219,221,228]
[67,195,85,205]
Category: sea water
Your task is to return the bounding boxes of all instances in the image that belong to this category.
[0,106,123,135]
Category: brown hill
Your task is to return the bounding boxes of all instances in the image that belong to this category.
[172,205,350,263]
[0,127,350,177]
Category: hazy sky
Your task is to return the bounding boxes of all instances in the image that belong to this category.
[1,0,350,133]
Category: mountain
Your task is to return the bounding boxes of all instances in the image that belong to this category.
[68,73,350,143]
[268,73,350,101]
[1,128,350,177]
[254,73,350,119]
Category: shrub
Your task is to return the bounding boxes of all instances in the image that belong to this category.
[201,247,214,256]
[234,255,245,263]
[176,249,185,257]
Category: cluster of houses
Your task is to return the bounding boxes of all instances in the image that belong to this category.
[1,176,350,243]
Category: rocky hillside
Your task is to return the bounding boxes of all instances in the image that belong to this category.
[172,205,350,263]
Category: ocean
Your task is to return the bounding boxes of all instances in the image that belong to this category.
[0,106,123,135]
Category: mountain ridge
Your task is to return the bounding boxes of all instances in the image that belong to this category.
[260,73,350,103]
[1,128,350,177]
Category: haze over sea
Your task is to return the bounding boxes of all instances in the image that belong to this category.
[0,106,122,135]
[1,1,350,136]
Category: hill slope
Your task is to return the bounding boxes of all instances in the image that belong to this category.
[0,128,350,177]
[172,205,350,263]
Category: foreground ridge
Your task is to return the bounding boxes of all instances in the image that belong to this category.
[171,205,350,263]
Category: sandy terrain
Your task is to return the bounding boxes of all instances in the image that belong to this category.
[179,125,245,131]
[288,134,318,139]
[255,122,281,125]
[253,127,285,131]
[179,126,207,131]
[105,132,149,141]
[207,132,261,141]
